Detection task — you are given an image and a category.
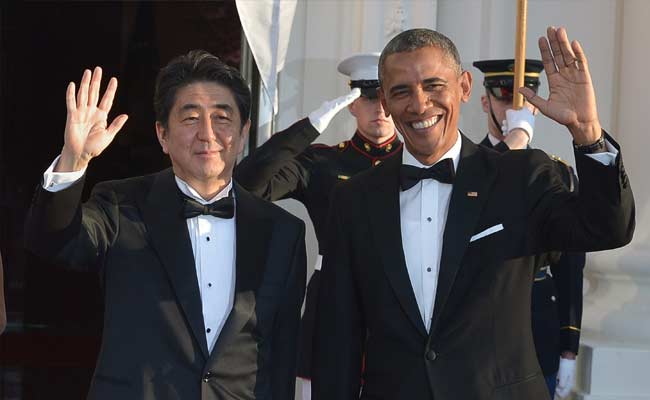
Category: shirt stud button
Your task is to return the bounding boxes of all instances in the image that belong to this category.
[206,328,211,333]
[206,236,210,241]
[427,217,432,222]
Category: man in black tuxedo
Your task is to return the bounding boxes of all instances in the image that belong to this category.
[25,50,306,400]
[312,27,635,400]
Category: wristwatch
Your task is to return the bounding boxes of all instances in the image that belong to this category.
[574,134,607,154]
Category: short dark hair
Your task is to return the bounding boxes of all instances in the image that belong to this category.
[154,50,251,128]
[379,28,462,84]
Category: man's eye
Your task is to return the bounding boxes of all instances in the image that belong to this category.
[426,83,445,91]
[183,116,198,122]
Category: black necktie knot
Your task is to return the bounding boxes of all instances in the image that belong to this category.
[400,158,455,190]
[182,195,234,219]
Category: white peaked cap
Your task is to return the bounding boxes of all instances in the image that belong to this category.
[337,52,381,81]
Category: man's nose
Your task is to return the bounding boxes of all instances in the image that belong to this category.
[408,89,430,115]
[197,116,215,141]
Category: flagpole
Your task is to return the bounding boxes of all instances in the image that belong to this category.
[513,0,528,109]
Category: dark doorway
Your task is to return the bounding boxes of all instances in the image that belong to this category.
[0,1,242,398]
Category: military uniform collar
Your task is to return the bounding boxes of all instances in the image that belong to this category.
[487,132,501,147]
[350,131,401,158]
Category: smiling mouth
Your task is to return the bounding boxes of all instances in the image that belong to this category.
[411,115,441,130]
[196,150,219,156]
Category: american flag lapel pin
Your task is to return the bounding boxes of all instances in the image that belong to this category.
[467,191,478,197]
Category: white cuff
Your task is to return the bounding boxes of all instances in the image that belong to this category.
[584,139,618,166]
[43,155,86,192]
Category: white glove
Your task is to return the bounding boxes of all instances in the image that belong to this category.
[298,377,311,400]
[308,88,361,133]
[502,107,535,143]
[555,357,577,398]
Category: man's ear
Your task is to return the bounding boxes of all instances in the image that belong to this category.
[459,70,473,103]
[348,99,359,118]
[378,88,391,118]
[155,121,169,154]
[480,94,489,113]
[238,119,251,154]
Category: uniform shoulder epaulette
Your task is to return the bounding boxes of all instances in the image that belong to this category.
[549,154,570,167]
[335,140,350,151]
[310,141,349,152]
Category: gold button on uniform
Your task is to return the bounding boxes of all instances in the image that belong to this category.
[374,160,382,166]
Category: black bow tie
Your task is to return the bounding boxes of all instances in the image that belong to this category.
[182,195,235,219]
[400,158,455,190]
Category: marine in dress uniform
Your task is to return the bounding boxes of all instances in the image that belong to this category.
[234,53,402,398]
[473,58,585,399]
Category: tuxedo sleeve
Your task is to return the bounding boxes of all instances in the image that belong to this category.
[24,176,119,272]
[526,132,635,253]
[271,220,307,400]
[312,184,365,400]
[234,118,319,201]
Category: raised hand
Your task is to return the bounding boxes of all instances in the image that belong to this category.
[56,67,128,172]
[519,27,601,145]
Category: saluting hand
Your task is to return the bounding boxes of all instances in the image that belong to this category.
[520,27,601,145]
[56,67,128,172]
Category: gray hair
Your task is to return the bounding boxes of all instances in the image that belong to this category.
[379,28,462,84]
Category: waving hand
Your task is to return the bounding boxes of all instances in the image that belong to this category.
[56,67,128,172]
[520,27,602,145]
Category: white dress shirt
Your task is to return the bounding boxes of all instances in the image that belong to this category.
[43,156,236,353]
[400,132,461,332]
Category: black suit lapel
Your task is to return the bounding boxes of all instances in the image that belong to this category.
[209,183,273,359]
[429,135,497,336]
[141,168,209,358]
[366,155,428,338]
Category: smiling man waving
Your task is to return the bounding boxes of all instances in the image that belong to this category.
[312,27,635,400]
[25,50,306,400]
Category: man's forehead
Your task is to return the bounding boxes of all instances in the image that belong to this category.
[173,82,237,111]
[385,46,454,68]
[383,48,456,82]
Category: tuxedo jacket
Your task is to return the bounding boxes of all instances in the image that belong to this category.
[312,133,634,400]
[24,168,306,400]
[235,118,401,377]
[480,135,586,375]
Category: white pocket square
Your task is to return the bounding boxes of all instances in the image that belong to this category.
[470,224,504,243]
